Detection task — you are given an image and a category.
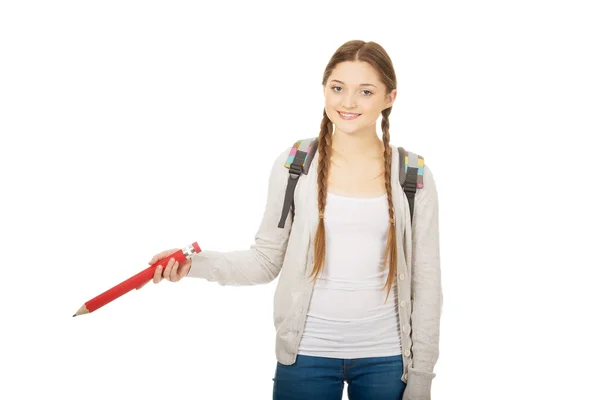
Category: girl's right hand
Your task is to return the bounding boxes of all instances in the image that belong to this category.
[136,248,192,290]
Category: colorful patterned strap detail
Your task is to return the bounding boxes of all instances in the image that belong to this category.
[284,137,317,171]
[284,137,424,189]
[404,151,425,189]
[278,139,425,228]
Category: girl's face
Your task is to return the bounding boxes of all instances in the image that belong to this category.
[323,60,396,136]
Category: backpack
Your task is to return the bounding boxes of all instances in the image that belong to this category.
[277,137,424,229]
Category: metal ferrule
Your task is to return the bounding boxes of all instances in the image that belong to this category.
[182,243,200,258]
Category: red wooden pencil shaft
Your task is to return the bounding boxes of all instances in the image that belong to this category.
[73,242,201,316]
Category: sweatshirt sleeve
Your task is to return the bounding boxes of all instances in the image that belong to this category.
[186,147,294,285]
[405,163,443,399]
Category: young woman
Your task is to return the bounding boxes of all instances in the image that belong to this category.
[144,40,442,400]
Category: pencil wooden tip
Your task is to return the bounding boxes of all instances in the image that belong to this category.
[73,304,90,317]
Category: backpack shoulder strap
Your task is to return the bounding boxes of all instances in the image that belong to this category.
[278,137,318,228]
[398,147,425,225]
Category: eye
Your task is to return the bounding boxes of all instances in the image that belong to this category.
[330,86,373,96]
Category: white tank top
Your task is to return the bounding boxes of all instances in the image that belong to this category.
[297,191,402,359]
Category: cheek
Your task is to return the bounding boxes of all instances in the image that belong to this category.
[360,103,379,115]
[324,100,339,117]
[324,95,336,108]
[324,107,337,122]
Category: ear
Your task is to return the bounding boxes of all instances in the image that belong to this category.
[385,89,397,108]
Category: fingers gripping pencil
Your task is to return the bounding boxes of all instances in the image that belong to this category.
[73,242,201,317]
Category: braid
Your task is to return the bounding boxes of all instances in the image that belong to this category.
[308,108,333,282]
[381,107,397,303]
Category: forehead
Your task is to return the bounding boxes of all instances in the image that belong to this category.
[329,61,381,85]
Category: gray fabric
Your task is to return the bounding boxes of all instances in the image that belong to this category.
[398,146,407,185]
[187,144,442,399]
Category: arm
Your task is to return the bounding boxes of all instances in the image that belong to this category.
[186,147,293,286]
[405,164,443,399]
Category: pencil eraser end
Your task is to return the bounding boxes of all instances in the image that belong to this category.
[192,242,201,253]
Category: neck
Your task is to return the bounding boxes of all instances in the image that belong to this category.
[331,129,384,158]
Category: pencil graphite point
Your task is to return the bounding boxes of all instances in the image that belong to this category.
[73,304,90,317]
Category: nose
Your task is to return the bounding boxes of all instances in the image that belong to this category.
[342,92,357,109]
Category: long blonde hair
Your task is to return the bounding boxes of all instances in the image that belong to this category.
[308,40,398,303]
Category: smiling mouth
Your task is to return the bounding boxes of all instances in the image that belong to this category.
[338,111,361,120]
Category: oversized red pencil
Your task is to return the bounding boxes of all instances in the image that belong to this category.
[73,242,201,317]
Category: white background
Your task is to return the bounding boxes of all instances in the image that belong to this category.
[1,1,599,399]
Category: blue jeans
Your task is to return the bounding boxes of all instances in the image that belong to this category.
[272,354,406,400]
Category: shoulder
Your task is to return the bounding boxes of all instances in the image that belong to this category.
[393,144,424,163]
[415,160,438,205]
[268,137,312,180]
[275,137,319,170]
